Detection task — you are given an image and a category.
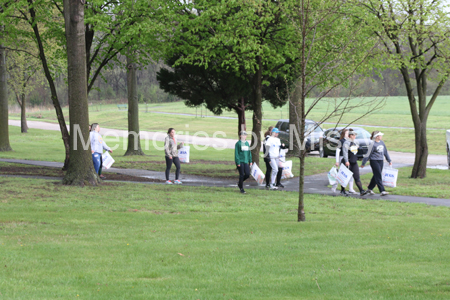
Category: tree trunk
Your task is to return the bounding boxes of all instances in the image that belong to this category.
[250,57,263,166]
[297,87,306,222]
[236,97,246,137]
[124,55,144,156]
[62,0,98,186]
[0,25,12,151]
[20,93,28,133]
[289,79,301,157]
[411,120,428,178]
[28,1,70,169]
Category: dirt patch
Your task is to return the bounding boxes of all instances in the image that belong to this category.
[116,159,235,166]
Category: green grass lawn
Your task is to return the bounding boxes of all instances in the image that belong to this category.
[10,96,450,155]
[1,177,450,299]
[0,126,333,178]
[361,167,450,199]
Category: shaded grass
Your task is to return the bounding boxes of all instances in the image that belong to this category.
[361,167,450,199]
[1,177,450,299]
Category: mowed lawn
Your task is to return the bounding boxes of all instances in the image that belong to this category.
[9,96,450,155]
[0,126,334,178]
[1,177,450,299]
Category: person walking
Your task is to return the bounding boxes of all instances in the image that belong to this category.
[263,126,285,189]
[235,131,252,194]
[331,128,357,195]
[90,123,112,176]
[265,128,286,190]
[361,131,392,196]
[164,128,184,184]
[342,130,367,196]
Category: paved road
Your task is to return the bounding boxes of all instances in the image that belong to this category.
[1,158,449,207]
[8,120,448,166]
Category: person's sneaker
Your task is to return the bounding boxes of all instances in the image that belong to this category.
[381,191,389,196]
[174,180,182,184]
[348,190,358,195]
[276,183,285,188]
[366,189,375,195]
[265,184,270,189]
[270,185,278,190]
[166,180,173,185]
[360,190,368,196]
[340,190,349,197]
[100,175,106,179]
[240,189,246,194]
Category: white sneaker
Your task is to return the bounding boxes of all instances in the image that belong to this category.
[381,191,389,196]
[270,185,278,190]
[166,180,173,185]
[367,190,375,195]
[174,180,182,184]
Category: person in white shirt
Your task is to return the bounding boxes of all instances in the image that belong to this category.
[266,128,287,190]
[331,129,356,195]
[90,123,112,175]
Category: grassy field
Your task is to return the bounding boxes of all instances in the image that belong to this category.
[360,167,450,199]
[0,126,333,178]
[1,177,450,299]
[10,96,450,155]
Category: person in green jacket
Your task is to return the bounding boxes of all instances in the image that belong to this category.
[235,131,253,194]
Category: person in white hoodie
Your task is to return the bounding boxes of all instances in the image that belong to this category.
[265,128,287,190]
[90,123,112,175]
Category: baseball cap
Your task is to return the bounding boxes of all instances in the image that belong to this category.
[271,128,280,133]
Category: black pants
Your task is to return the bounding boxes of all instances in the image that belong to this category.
[368,160,385,192]
[165,156,181,181]
[341,159,364,192]
[265,159,282,186]
[238,163,250,189]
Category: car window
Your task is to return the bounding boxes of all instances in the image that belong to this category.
[314,125,323,132]
[275,122,282,129]
[355,129,371,139]
[280,122,289,132]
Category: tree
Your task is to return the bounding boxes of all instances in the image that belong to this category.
[282,0,382,221]
[124,53,145,156]
[62,0,98,186]
[6,50,44,133]
[361,0,450,178]
[159,0,298,164]
[157,55,290,137]
[0,23,12,151]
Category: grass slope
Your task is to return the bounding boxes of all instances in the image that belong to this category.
[0,177,450,299]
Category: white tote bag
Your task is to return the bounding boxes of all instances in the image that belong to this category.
[336,163,353,188]
[102,152,115,169]
[281,160,294,179]
[178,146,190,163]
[250,163,266,186]
[327,166,338,186]
[382,167,398,188]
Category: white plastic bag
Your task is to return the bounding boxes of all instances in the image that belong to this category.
[279,149,286,163]
[328,166,338,186]
[382,167,398,188]
[102,151,115,169]
[336,163,353,188]
[178,146,190,163]
[281,160,294,179]
[250,163,266,186]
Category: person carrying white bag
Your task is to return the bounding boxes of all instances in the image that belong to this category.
[342,130,367,196]
[330,129,357,195]
[361,131,393,196]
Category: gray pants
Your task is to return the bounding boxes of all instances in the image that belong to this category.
[270,158,280,185]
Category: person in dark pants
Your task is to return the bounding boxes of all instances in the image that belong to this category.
[164,128,184,184]
[263,126,286,189]
[361,131,392,196]
[342,130,367,196]
[235,131,252,194]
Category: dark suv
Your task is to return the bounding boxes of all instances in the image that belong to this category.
[274,119,323,152]
[320,127,371,159]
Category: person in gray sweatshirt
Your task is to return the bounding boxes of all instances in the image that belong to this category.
[361,131,392,196]
[90,123,112,175]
